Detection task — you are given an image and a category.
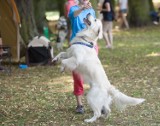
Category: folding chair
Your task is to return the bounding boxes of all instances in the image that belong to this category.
[0,45,12,75]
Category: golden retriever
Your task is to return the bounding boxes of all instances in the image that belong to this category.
[53,14,145,123]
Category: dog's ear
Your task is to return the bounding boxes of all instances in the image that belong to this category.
[97,20,103,39]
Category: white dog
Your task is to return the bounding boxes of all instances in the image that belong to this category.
[53,14,145,123]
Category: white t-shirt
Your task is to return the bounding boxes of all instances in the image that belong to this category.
[119,0,128,10]
[98,0,104,4]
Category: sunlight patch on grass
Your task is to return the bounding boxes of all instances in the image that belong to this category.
[47,75,74,93]
[103,64,109,69]
[117,43,126,47]
[153,42,160,45]
[146,52,160,57]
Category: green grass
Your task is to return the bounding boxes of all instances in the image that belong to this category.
[1,25,160,126]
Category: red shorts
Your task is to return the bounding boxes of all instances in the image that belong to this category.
[73,44,99,96]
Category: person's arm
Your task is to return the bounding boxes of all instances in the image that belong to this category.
[97,2,102,11]
[74,7,84,17]
[74,2,92,17]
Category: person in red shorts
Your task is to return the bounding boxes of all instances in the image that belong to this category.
[68,0,98,114]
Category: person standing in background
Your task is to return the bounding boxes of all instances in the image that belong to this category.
[0,34,3,56]
[64,0,78,46]
[100,0,114,49]
[118,0,129,29]
[97,0,104,20]
[68,0,97,114]
[0,33,4,70]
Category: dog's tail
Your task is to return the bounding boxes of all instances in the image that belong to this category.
[108,85,145,111]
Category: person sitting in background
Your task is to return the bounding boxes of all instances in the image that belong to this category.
[0,34,4,70]
[150,7,160,25]
[0,35,3,56]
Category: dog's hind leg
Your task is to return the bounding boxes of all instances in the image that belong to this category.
[84,89,102,123]
[84,106,101,123]
[101,105,111,119]
[101,96,112,119]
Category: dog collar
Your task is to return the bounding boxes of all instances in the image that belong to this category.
[72,42,93,48]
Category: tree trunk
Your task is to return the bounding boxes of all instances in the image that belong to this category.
[15,0,38,45]
[148,0,155,11]
[57,0,66,16]
[33,0,47,34]
[128,0,151,27]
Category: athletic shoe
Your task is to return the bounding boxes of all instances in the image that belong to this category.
[76,105,84,114]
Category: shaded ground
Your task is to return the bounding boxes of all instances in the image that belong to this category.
[0,26,160,126]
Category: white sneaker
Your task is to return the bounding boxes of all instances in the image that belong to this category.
[153,21,159,25]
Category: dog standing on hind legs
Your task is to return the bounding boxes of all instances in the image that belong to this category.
[53,14,145,123]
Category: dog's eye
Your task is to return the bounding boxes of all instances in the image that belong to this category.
[95,19,97,22]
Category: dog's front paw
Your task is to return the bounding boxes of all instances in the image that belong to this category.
[52,57,58,62]
[52,57,59,63]
[52,57,59,65]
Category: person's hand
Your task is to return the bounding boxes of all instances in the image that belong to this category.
[82,2,92,10]
[97,5,102,11]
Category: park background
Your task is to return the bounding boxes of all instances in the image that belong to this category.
[0,0,160,125]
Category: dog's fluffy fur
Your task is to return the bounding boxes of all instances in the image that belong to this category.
[53,14,145,123]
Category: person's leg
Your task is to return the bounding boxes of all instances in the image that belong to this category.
[102,21,111,48]
[75,95,83,106]
[73,71,84,113]
[108,22,113,48]
[121,13,129,29]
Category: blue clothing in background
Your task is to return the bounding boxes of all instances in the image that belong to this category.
[68,5,96,41]
[150,11,159,22]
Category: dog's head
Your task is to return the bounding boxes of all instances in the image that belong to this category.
[75,14,103,44]
[84,13,103,39]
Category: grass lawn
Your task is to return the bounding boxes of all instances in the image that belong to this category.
[1,25,160,126]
